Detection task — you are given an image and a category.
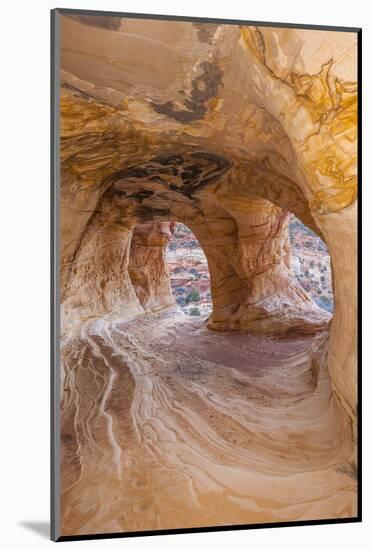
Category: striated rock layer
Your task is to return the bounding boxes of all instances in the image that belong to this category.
[60,311,356,535]
[57,13,358,535]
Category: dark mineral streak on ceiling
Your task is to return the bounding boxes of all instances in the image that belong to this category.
[110,151,233,198]
[151,62,224,123]
[65,14,122,30]
[192,23,220,44]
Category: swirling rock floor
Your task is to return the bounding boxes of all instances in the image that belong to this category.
[60,310,357,536]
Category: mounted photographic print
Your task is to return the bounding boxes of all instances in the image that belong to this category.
[51,8,361,542]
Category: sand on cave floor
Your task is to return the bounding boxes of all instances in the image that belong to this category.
[60,309,357,536]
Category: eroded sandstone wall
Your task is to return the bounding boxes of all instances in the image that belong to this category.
[59,15,358,423]
[128,222,176,313]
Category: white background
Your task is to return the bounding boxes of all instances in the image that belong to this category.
[0,0,368,548]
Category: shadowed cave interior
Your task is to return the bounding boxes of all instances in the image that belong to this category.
[59,14,358,537]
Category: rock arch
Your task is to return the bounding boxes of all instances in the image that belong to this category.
[62,153,329,328]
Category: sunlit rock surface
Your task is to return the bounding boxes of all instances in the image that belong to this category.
[58,13,358,536]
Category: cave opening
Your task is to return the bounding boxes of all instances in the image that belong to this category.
[125,207,334,331]
[288,215,334,314]
[163,216,334,319]
[166,223,212,317]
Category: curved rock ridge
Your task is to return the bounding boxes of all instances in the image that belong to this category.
[60,311,356,535]
[58,14,358,534]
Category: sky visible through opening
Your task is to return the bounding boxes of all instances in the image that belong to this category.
[166,217,334,316]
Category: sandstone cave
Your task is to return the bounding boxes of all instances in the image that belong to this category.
[59,14,358,535]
